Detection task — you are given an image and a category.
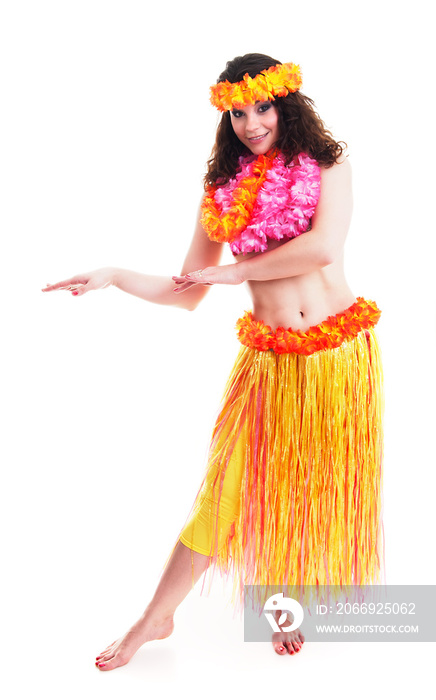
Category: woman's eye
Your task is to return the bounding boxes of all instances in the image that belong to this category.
[231,110,244,118]
[258,103,271,113]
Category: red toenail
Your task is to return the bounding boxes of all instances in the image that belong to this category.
[98,663,106,667]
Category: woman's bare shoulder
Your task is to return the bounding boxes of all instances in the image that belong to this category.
[319,155,352,189]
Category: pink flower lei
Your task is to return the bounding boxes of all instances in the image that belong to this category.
[213,152,321,255]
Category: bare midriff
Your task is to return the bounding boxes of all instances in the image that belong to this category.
[234,240,357,332]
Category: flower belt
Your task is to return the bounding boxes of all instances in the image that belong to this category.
[236,297,381,356]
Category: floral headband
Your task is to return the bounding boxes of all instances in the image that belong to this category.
[210,62,302,112]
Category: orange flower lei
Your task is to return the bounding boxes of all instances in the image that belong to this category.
[210,62,302,112]
[236,298,382,356]
[200,149,277,244]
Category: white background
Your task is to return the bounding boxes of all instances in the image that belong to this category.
[1,0,435,697]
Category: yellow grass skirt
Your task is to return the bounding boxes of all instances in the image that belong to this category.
[175,298,384,613]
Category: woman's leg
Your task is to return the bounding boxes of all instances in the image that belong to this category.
[95,540,210,671]
[95,407,246,671]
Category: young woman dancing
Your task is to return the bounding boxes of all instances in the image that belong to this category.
[43,53,384,667]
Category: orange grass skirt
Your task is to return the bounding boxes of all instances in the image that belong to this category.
[174,298,384,614]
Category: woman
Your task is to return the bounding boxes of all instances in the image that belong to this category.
[43,53,384,666]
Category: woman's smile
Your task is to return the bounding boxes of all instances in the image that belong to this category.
[248,133,269,142]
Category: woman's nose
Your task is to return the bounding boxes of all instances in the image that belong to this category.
[245,111,260,132]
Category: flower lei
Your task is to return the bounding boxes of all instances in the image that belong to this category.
[210,63,302,112]
[200,150,277,248]
[236,298,382,356]
[201,151,321,255]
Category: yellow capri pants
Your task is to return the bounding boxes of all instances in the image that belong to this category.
[179,422,245,556]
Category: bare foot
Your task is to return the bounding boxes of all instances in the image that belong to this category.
[95,605,174,671]
[272,627,305,655]
[271,609,305,656]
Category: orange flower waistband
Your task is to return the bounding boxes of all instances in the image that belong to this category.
[236,297,381,356]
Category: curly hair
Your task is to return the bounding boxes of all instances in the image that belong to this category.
[204,53,346,188]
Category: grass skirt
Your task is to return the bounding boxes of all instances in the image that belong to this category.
[175,298,384,614]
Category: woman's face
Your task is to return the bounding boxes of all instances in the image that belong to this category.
[229,101,280,155]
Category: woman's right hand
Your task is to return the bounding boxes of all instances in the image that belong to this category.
[42,267,117,296]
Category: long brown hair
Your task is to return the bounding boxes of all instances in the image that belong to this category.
[205,53,346,188]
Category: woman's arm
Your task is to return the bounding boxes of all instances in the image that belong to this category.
[181,159,353,287]
[112,208,224,310]
[42,202,224,311]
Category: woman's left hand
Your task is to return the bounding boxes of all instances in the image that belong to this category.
[172,265,243,294]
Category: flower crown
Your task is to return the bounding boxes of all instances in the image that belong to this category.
[210,62,302,112]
